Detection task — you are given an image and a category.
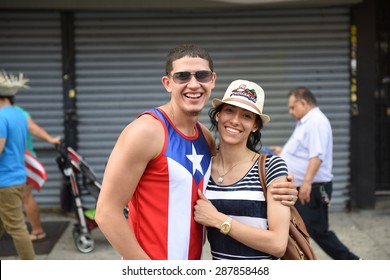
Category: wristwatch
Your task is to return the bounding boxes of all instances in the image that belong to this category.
[220,217,233,235]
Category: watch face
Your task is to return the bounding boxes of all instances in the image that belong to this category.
[220,217,232,234]
[221,224,229,233]
[221,223,231,234]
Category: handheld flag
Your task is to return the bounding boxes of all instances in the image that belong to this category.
[24,150,47,191]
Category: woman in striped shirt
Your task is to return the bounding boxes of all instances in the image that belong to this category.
[194,80,291,260]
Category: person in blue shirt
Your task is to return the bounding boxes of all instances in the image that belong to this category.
[0,71,35,259]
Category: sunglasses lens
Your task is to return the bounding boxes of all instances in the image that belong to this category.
[195,71,213,82]
[173,72,192,83]
[171,71,212,84]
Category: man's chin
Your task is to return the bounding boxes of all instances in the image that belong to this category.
[187,110,201,117]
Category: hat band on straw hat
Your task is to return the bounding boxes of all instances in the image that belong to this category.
[222,97,262,115]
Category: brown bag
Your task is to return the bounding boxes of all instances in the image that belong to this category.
[258,153,317,260]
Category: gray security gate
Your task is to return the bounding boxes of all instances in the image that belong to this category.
[74,7,351,210]
[0,11,64,208]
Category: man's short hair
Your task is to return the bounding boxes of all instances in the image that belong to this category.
[165,44,214,74]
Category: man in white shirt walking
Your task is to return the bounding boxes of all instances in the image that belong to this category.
[271,86,360,260]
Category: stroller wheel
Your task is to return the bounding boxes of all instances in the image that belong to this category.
[74,232,95,253]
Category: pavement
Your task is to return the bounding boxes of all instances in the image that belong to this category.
[1,197,390,260]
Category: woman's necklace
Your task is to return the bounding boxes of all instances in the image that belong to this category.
[216,152,257,183]
[217,159,245,183]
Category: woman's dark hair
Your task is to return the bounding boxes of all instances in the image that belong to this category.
[208,104,263,153]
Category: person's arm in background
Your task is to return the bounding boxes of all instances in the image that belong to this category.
[298,156,321,205]
[269,146,282,156]
[27,116,61,145]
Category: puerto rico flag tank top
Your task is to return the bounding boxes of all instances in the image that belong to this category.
[128,108,212,260]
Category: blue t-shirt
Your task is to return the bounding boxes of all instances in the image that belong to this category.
[0,106,28,187]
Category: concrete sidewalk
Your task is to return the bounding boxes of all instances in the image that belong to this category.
[1,197,390,260]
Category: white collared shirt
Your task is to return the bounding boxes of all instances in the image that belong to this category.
[281,107,333,186]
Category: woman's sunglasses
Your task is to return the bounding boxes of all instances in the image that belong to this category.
[167,71,213,84]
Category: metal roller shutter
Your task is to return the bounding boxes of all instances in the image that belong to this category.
[74,7,351,210]
[0,11,63,208]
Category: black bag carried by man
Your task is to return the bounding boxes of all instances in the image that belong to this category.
[258,153,317,260]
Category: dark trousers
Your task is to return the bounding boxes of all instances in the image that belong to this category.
[295,182,359,260]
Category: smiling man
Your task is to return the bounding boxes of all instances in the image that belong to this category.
[96,44,217,260]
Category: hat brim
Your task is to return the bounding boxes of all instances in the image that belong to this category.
[212,98,270,124]
[0,87,18,97]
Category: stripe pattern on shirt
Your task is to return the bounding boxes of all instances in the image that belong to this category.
[205,155,288,260]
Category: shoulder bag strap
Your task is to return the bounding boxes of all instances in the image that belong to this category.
[258,153,268,200]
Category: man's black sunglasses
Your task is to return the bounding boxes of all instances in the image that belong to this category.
[167,71,213,84]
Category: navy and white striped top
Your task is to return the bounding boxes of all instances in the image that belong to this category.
[205,155,288,260]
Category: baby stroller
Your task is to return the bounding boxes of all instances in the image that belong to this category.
[56,142,102,253]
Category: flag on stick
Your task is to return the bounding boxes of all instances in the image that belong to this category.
[24,150,47,191]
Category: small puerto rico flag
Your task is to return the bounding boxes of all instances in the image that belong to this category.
[24,150,47,191]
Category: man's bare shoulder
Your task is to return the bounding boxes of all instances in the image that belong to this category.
[118,114,165,159]
[128,113,164,134]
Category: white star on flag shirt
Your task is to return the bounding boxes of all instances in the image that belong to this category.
[186,143,204,175]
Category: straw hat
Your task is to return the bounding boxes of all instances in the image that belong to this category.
[212,79,270,124]
[0,70,29,97]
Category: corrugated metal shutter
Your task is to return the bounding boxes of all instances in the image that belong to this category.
[74,7,351,210]
[0,11,64,208]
